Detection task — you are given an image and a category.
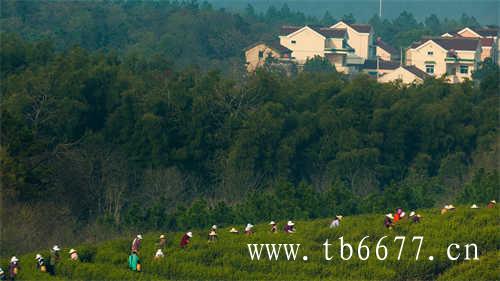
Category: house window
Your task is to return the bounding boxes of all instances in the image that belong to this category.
[425,64,434,74]
[460,65,469,74]
[427,51,434,56]
[291,40,296,44]
[258,50,264,59]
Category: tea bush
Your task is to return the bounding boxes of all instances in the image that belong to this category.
[3,206,498,280]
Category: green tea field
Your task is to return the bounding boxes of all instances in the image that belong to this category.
[4,206,499,280]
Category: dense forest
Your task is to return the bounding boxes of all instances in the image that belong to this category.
[1,1,499,254]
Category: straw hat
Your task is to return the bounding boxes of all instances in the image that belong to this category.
[186,232,193,238]
[269,221,276,225]
[69,249,77,254]
[159,234,166,239]
[10,256,19,263]
[137,234,143,240]
[212,225,217,230]
[35,254,42,260]
[490,200,496,204]
[409,211,416,217]
[447,205,456,210]
[287,221,295,226]
[417,214,422,218]
[229,227,238,233]
[52,245,61,251]
[470,204,479,209]
[386,213,394,219]
[336,215,343,220]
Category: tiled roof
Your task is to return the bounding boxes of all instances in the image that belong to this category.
[350,24,372,33]
[280,25,346,38]
[409,37,480,51]
[480,38,494,47]
[363,59,400,70]
[244,41,292,54]
[267,41,292,54]
[280,26,302,36]
[315,27,346,38]
[474,28,499,37]
[376,38,399,56]
[402,65,430,80]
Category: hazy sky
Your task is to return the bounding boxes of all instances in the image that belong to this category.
[208,0,499,25]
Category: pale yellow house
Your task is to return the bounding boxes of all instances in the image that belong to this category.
[442,27,499,64]
[406,37,481,83]
[244,41,292,72]
[278,25,358,73]
[375,37,399,61]
[378,65,429,84]
[330,21,376,60]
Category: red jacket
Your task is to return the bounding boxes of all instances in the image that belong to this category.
[180,234,190,248]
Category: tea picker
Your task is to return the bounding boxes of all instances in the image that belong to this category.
[330,215,343,228]
[8,256,20,280]
[269,221,277,233]
[35,254,47,272]
[48,245,60,275]
[284,221,296,233]
[131,234,143,253]
[180,231,193,248]
[208,225,218,242]
[69,248,79,261]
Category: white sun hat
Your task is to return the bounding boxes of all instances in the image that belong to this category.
[35,254,42,260]
[187,232,193,238]
[246,223,253,228]
[386,213,394,219]
[287,221,295,226]
[229,227,238,233]
[10,256,19,263]
[52,245,61,251]
[410,211,416,216]
[417,214,422,218]
[447,205,456,209]
[69,249,77,254]
[490,200,496,204]
[159,234,165,239]
[336,215,343,220]
[212,225,217,229]
[137,234,143,239]
[470,204,479,209]
[269,221,276,225]
[0,268,3,274]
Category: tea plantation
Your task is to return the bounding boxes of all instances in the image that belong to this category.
[4,206,499,280]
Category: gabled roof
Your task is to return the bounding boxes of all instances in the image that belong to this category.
[410,37,480,51]
[244,41,292,54]
[375,38,399,56]
[331,21,372,34]
[280,25,346,38]
[402,65,430,80]
[350,24,372,33]
[363,59,400,70]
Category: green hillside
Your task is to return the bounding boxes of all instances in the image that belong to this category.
[5,206,499,280]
